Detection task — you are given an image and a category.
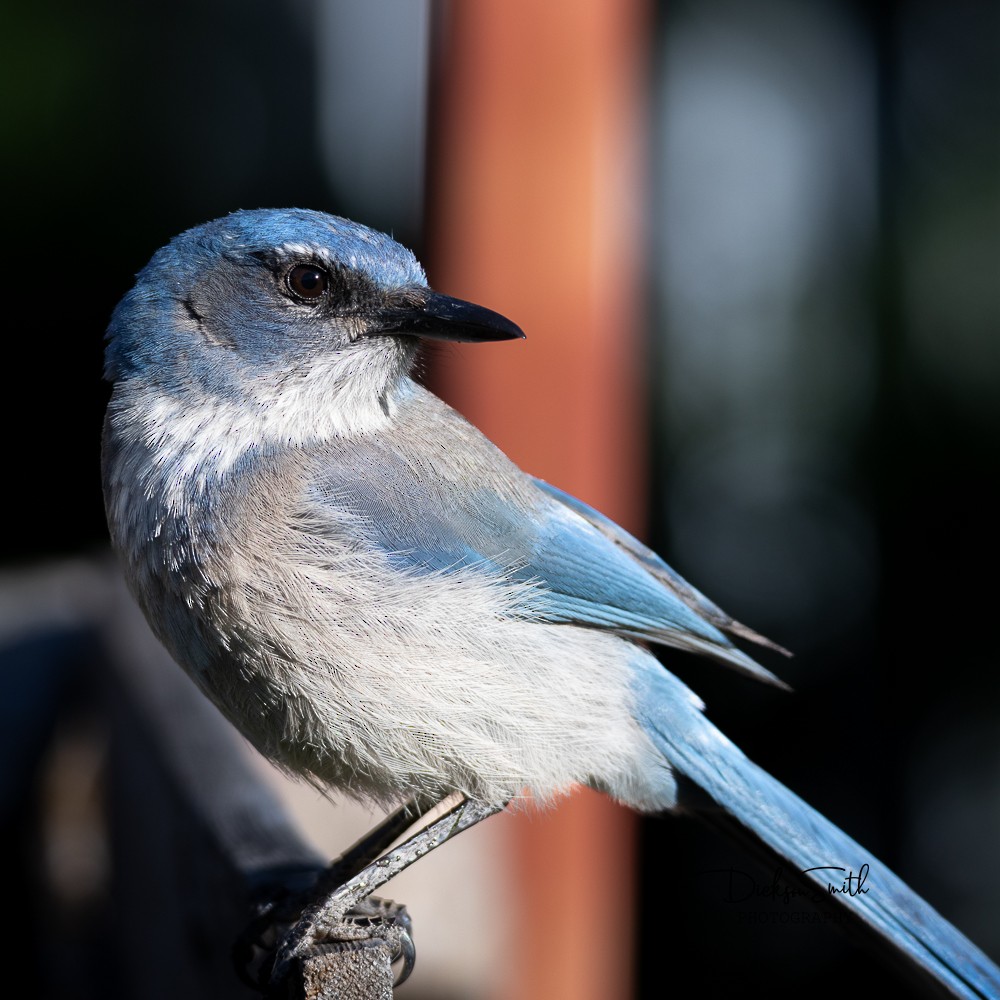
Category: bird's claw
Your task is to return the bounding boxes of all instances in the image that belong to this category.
[238,891,415,994]
[311,897,416,986]
[352,897,415,985]
[391,925,416,986]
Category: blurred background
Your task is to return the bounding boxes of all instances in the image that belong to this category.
[2,0,998,997]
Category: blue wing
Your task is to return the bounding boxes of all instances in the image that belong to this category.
[531,478,790,656]
[307,443,784,685]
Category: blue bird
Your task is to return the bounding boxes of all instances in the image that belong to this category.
[102,208,999,996]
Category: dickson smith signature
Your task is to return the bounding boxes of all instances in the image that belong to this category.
[703,863,872,906]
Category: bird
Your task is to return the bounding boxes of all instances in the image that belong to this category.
[102,207,999,997]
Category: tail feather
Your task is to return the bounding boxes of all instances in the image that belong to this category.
[634,665,1000,999]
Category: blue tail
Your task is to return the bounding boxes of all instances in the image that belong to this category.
[633,664,1000,999]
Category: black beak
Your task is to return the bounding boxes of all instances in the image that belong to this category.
[372,291,525,343]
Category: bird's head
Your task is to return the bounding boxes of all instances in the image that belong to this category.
[104,209,523,434]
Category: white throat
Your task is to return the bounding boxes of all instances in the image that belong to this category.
[119,350,414,489]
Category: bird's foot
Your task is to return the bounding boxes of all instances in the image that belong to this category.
[312,895,415,983]
[242,797,500,993]
[235,888,414,994]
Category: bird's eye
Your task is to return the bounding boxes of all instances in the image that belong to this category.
[286,263,330,300]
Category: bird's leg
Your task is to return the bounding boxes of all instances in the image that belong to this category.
[237,796,436,991]
[310,793,440,897]
[257,794,438,987]
[268,795,503,988]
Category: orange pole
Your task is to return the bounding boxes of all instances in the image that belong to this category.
[427,3,649,999]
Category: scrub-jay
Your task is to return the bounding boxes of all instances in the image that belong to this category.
[102,208,999,996]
